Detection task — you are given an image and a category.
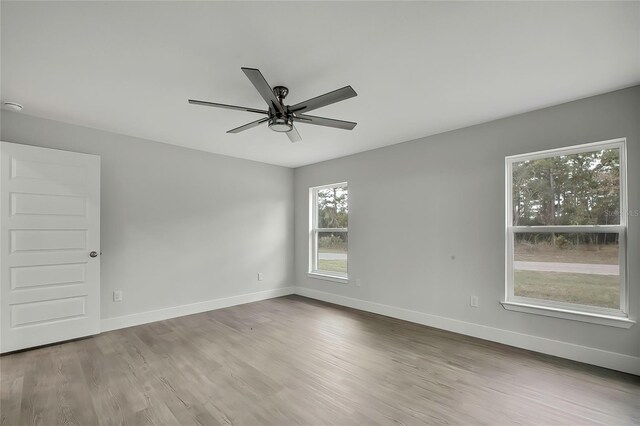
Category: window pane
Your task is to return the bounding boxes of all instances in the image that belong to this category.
[317,185,348,228]
[513,232,620,309]
[512,148,620,226]
[317,231,348,275]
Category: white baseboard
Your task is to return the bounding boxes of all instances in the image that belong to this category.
[101,286,295,332]
[98,284,638,376]
[294,287,640,376]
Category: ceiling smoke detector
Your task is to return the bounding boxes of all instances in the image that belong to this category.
[2,102,24,112]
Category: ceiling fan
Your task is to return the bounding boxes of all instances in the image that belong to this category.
[189,67,357,143]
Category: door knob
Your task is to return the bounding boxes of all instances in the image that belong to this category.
[90,251,99,258]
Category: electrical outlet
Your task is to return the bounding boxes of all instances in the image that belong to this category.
[113,290,123,302]
[258,273,264,281]
[355,278,362,287]
[470,295,479,308]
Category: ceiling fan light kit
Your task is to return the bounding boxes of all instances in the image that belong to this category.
[269,116,293,132]
[189,67,357,143]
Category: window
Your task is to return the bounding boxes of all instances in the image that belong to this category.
[503,139,633,327]
[309,182,348,282]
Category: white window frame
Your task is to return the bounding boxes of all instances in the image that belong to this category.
[502,138,634,328]
[308,182,348,283]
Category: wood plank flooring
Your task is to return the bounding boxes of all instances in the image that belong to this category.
[1,295,639,425]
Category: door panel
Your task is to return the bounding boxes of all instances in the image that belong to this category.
[10,296,86,328]
[1,142,100,353]
[11,157,87,182]
[11,192,87,216]
[10,229,88,252]
[11,263,86,289]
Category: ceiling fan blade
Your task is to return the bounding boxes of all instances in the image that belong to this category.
[188,99,267,115]
[293,113,357,130]
[226,117,270,134]
[289,86,357,114]
[286,125,302,143]
[241,67,285,114]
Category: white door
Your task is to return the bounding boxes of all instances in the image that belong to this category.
[0,142,100,353]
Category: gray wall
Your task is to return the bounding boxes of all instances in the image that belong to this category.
[1,111,294,321]
[295,86,640,358]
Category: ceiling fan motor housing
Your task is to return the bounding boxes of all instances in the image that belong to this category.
[268,86,294,132]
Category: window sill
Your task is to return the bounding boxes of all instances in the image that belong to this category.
[501,301,635,329]
[307,272,348,284]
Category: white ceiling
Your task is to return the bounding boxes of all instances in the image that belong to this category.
[2,1,639,168]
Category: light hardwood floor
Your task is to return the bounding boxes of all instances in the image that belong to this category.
[1,295,639,425]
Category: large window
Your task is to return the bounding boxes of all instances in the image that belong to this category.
[309,182,348,281]
[504,139,632,326]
